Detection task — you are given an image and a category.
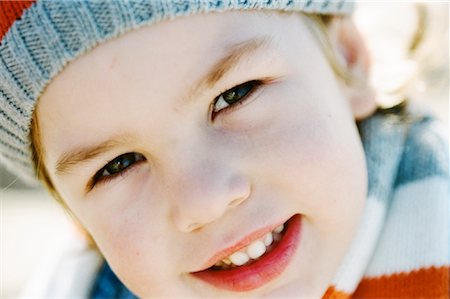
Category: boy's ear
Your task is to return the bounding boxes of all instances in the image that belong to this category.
[327,17,377,120]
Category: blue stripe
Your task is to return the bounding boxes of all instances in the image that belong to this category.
[394,117,448,188]
[90,261,138,299]
[15,13,49,80]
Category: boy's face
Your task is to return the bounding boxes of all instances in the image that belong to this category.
[38,11,368,298]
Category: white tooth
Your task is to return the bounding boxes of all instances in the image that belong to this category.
[273,224,284,234]
[228,251,250,266]
[222,258,231,265]
[247,240,266,259]
[264,232,273,246]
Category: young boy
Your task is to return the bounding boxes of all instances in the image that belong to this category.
[1,1,448,297]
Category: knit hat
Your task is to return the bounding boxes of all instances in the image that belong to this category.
[0,0,353,184]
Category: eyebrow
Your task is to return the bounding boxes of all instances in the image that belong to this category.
[55,135,134,176]
[54,36,274,177]
[186,35,275,101]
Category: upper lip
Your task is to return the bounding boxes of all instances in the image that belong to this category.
[195,218,288,271]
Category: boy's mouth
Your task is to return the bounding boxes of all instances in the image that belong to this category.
[191,214,302,292]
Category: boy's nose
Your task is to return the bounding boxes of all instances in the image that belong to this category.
[165,159,251,232]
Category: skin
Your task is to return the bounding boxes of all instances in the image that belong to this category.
[37,11,376,298]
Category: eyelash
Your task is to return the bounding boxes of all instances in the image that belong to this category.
[89,153,146,191]
[88,79,266,190]
[210,80,265,121]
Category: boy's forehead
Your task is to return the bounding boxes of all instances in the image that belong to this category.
[42,11,293,108]
[107,11,296,89]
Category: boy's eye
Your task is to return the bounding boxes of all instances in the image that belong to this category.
[91,152,145,188]
[212,80,263,116]
[102,153,144,176]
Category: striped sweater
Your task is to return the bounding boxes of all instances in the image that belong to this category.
[322,103,449,298]
[21,103,449,297]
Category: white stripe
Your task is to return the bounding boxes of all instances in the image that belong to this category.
[332,197,386,293]
[364,176,449,277]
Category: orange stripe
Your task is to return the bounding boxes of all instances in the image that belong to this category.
[353,266,449,298]
[0,1,36,39]
[322,286,351,299]
[322,266,449,299]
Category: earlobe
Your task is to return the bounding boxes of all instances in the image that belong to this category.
[329,17,378,120]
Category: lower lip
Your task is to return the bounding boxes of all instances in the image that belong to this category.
[191,214,302,292]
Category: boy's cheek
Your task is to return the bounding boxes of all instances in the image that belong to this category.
[92,217,176,295]
[78,185,171,282]
[254,98,366,226]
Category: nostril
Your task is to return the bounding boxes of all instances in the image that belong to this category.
[186,222,202,232]
[226,176,251,210]
[228,197,246,209]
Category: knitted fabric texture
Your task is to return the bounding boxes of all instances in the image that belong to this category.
[0,0,352,183]
[87,105,449,298]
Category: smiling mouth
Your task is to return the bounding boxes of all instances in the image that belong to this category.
[191,214,302,292]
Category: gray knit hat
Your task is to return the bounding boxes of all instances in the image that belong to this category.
[0,0,353,184]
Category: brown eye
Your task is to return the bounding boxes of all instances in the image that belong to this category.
[93,153,145,185]
[212,80,262,114]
